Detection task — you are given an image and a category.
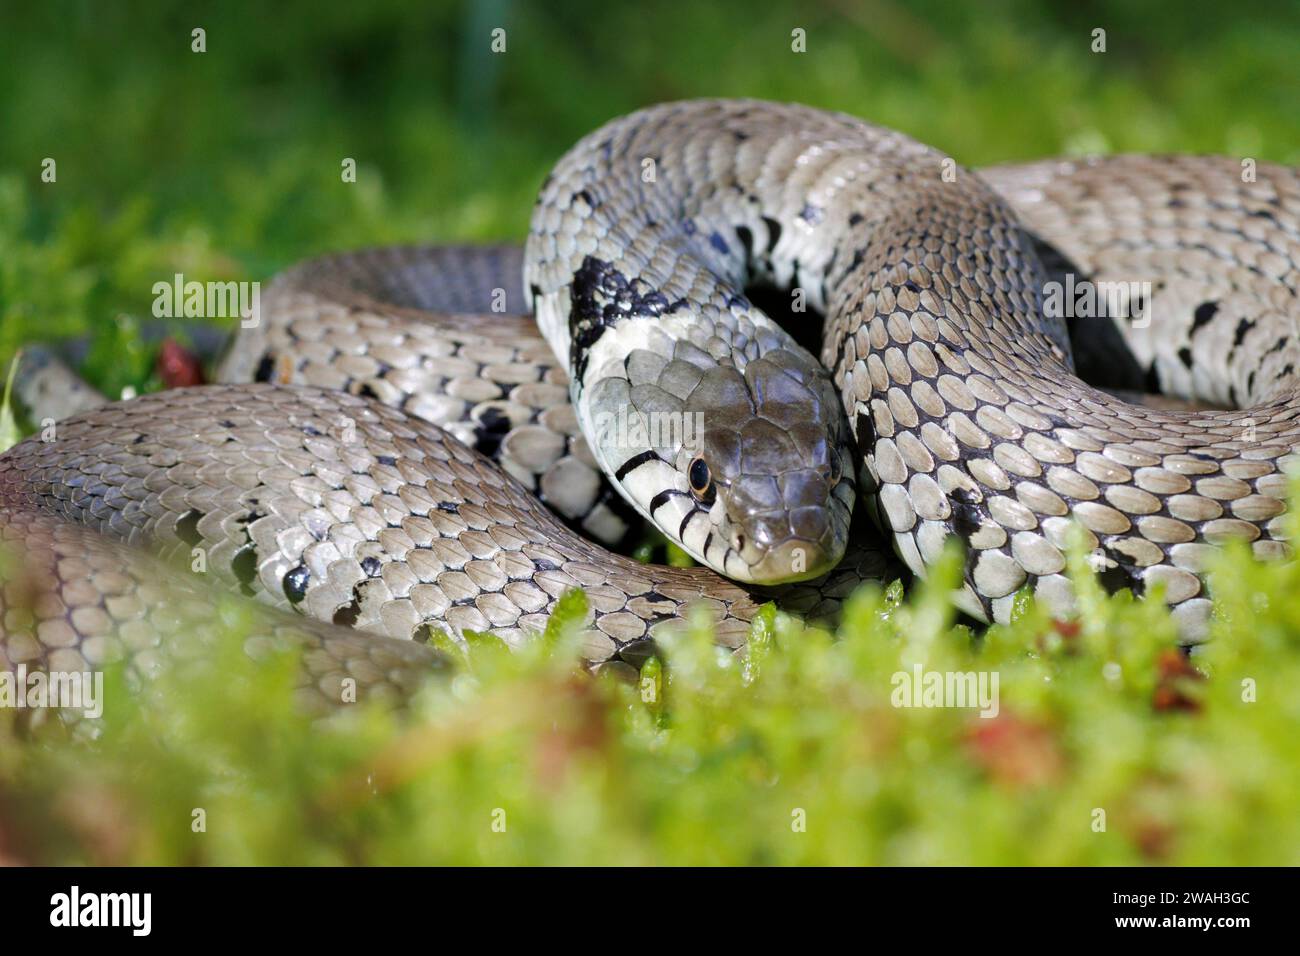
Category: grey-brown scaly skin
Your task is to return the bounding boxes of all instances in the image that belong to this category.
[215,245,640,548]
[0,508,450,731]
[979,156,1300,408]
[0,385,894,702]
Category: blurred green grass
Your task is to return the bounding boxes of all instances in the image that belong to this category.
[2,0,1300,865]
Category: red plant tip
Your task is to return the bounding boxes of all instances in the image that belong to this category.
[1152,648,1204,713]
[963,714,1065,789]
[1050,618,1081,639]
[157,338,205,388]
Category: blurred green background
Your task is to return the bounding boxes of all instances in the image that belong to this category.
[2,0,1298,395]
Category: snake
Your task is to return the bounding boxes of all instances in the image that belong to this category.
[4,99,1299,720]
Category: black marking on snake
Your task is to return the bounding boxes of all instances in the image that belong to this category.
[853,411,876,465]
[948,487,985,539]
[333,599,361,627]
[356,383,379,401]
[1191,301,1219,333]
[283,563,311,604]
[709,232,730,256]
[824,245,843,283]
[1095,552,1145,597]
[232,545,258,597]
[568,256,683,384]
[175,509,204,546]
[761,217,782,252]
[1233,318,1255,348]
[649,488,689,516]
[534,557,561,572]
[472,406,512,457]
[1178,347,1194,369]
[253,353,276,383]
[615,449,662,482]
[436,501,459,514]
[132,434,146,444]
[376,455,397,466]
[361,556,382,577]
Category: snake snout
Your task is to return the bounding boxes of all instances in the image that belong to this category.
[726,467,848,583]
[735,517,841,583]
[700,352,855,584]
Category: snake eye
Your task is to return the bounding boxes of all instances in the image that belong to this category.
[688,457,713,499]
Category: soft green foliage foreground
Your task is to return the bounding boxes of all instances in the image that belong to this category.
[2,528,1298,865]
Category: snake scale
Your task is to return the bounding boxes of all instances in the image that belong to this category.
[4,100,1299,719]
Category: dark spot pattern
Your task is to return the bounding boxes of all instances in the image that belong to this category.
[253,354,276,383]
[232,545,258,597]
[472,406,512,457]
[333,600,361,627]
[175,509,204,547]
[1191,301,1219,332]
[568,256,685,384]
[283,564,311,604]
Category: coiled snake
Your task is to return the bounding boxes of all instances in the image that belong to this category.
[3,100,1298,716]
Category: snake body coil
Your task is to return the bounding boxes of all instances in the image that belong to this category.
[4,100,1299,715]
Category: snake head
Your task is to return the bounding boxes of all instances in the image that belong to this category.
[588,342,855,585]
